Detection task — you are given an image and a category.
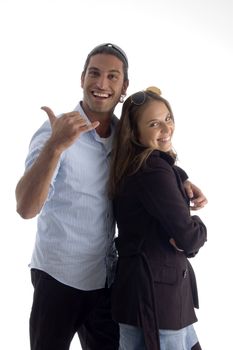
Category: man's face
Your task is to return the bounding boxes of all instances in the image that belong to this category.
[81,54,128,117]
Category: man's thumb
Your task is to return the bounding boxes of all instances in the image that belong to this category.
[41,106,56,125]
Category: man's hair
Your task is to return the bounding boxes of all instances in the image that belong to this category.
[82,43,129,81]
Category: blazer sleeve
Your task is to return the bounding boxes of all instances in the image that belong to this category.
[174,165,188,182]
[137,158,207,256]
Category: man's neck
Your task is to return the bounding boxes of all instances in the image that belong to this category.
[81,101,113,138]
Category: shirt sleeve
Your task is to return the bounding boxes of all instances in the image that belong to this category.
[137,158,207,256]
[25,120,61,200]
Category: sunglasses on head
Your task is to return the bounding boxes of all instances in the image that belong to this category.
[90,43,128,66]
[130,86,162,106]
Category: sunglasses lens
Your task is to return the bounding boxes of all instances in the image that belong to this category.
[88,43,128,67]
[104,43,128,66]
[131,92,146,105]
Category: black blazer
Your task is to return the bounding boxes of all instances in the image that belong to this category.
[112,151,207,350]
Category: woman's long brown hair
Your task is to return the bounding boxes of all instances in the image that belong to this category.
[108,90,176,199]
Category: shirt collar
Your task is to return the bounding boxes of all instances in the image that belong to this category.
[74,101,119,132]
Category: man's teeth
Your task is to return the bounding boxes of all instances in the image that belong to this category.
[93,92,109,98]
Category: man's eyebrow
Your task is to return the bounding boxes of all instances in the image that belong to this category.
[88,67,121,74]
[88,66,99,71]
[108,69,121,75]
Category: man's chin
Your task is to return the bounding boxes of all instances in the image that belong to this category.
[91,103,115,114]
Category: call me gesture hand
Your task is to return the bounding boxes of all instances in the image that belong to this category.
[41,106,100,153]
[16,107,100,219]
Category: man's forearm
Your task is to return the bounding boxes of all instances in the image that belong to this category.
[15,140,62,219]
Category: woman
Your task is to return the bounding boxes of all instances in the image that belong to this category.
[109,87,207,350]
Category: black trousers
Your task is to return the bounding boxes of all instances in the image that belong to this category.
[30,269,119,350]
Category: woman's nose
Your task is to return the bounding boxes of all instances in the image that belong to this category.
[161,123,169,133]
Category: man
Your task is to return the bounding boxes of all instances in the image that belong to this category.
[15,43,207,350]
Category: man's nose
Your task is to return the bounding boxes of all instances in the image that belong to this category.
[96,75,108,89]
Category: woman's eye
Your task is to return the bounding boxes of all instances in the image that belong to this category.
[150,122,159,128]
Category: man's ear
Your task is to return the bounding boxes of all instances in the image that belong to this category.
[122,80,129,95]
[81,72,85,88]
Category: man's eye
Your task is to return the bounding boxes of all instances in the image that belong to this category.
[89,71,99,77]
[109,74,118,80]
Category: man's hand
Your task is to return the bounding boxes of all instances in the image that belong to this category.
[169,238,184,252]
[184,180,208,210]
[41,106,100,153]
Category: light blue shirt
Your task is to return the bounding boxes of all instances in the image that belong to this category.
[26,103,117,291]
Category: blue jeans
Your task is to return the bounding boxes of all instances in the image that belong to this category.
[119,323,198,350]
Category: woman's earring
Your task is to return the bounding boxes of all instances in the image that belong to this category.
[120,94,126,103]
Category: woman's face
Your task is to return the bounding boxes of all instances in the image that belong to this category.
[137,100,175,152]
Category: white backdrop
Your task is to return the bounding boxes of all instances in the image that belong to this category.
[1,0,232,349]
